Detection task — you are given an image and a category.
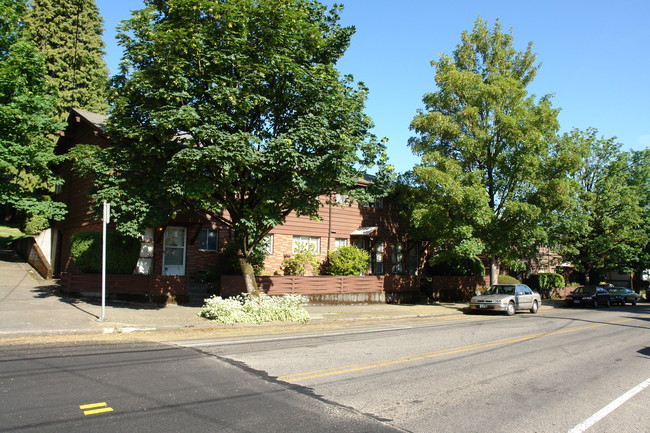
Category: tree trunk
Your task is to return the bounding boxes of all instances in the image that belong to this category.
[490,256,499,286]
[238,251,259,296]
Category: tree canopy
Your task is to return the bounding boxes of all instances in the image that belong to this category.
[553,128,647,282]
[408,17,568,283]
[74,0,389,293]
[24,0,109,118]
[0,0,65,233]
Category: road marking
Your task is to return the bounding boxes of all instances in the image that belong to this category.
[80,402,113,416]
[280,319,633,382]
[178,326,415,348]
[568,377,650,433]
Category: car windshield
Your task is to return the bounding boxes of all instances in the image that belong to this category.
[573,287,596,294]
[483,285,515,295]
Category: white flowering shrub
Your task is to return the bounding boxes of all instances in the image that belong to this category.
[199,293,310,324]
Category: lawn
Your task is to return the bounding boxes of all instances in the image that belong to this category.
[0,224,26,249]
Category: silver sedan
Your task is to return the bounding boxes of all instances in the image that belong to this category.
[469,284,542,316]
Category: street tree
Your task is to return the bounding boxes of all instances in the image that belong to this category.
[554,128,645,283]
[73,0,388,294]
[0,0,65,233]
[24,0,109,118]
[409,17,564,283]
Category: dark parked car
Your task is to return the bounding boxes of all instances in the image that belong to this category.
[565,286,611,308]
[608,287,642,306]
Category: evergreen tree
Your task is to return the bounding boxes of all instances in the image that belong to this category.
[0,0,66,233]
[24,0,109,118]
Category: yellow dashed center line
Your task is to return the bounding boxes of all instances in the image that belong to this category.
[279,319,633,382]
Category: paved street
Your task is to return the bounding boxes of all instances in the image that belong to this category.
[172,306,650,432]
[2,250,649,432]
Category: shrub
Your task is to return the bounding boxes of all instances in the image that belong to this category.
[526,273,565,298]
[325,245,370,276]
[70,231,140,274]
[20,213,49,236]
[428,252,485,276]
[497,275,521,284]
[199,293,310,324]
[282,244,319,276]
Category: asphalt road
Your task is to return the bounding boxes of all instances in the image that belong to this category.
[176,305,650,432]
[2,305,649,433]
[0,340,401,432]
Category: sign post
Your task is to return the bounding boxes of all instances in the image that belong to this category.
[99,201,110,322]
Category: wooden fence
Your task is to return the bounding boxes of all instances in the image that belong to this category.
[220,275,421,303]
[61,273,189,303]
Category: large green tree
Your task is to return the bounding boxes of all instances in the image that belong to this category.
[24,0,109,118]
[409,17,567,283]
[74,0,388,293]
[554,128,647,282]
[0,0,65,232]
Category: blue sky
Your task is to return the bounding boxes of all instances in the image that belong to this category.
[96,0,650,173]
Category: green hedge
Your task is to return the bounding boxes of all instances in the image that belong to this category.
[526,273,565,298]
[429,253,485,277]
[70,231,140,274]
[325,245,370,276]
[498,275,521,284]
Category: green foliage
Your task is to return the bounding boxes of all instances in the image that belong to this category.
[0,223,27,248]
[212,240,267,277]
[325,245,370,276]
[408,17,566,283]
[200,293,310,324]
[70,231,140,274]
[553,128,647,280]
[428,251,485,276]
[498,275,521,284]
[0,0,66,226]
[19,212,48,235]
[76,0,390,294]
[24,0,109,118]
[282,244,320,276]
[526,272,565,298]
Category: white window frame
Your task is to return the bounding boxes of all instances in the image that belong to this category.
[198,229,218,252]
[263,234,274,254]
[374,241,384,275]
[334,238,348,249]
[392,242,404,274]
[292,235,320,254]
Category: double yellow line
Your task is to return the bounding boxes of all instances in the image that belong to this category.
[279,319,632,382]
[80,402,113,416]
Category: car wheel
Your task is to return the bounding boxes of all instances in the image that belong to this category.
[530,300,539,314]
[506,302,516,316]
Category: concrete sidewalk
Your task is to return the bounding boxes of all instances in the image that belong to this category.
[0,249,555,339]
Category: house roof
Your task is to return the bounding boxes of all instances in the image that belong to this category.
[70,108,108,134]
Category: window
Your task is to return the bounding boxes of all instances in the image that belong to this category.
[408,243,419,276]
[334,238,348,248]
[198,229,218,251]
[392,242,404,274]
[363,197,384,209]
[263,234,274,254]
[373,241,384,275]
[292,235,320,254]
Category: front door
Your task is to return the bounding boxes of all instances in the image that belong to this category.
[163,227,186,276]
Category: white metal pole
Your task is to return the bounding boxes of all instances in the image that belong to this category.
[100,201,109,322]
